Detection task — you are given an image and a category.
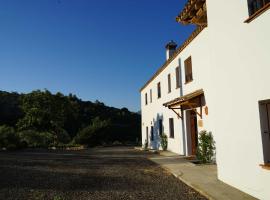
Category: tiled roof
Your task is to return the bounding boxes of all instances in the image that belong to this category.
[140,25,206,92]
[163,89,204,107]
[176,0,207,25]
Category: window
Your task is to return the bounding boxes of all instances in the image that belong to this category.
[157,82,161,98]
[247,0,270,16]
[176,67,180,88]
[169,118,174,138]
[259,100,270,164]
[145,93,148,105]
[185,56,193,83]
[150,89,152,103]
[159,119,163,136]
[146,127,149,143]
[150,126,154,141]
[168,74,171,93]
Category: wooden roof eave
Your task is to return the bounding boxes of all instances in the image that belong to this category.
[163,89,204,108]
[176,0,207,26]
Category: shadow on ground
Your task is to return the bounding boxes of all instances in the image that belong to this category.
[0,147,206,200]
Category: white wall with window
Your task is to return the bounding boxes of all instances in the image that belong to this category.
[206,0,270,199]
[141,0,270,198]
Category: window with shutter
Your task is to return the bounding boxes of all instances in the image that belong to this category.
[150,89,152,103]
[146,126,149,144]
[159,119,163,136]
[169,118,174,138]
[157,82,161,98]
[176,67,180,88]
[168,74,171,93]
[185,56,193,83]
[245,0,270,23]
[248,0,270,16]
[150,126,154,141]
[259,100,270,164]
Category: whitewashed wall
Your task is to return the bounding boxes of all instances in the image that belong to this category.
[141,28,213,155]
[206,1,270,199]
[141,1,270,199]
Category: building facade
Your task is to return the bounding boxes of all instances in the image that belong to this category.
[140,0,270,199]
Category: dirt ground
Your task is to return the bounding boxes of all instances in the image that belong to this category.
[0,147,207,200]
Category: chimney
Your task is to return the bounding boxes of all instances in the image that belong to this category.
[165,40,177,60]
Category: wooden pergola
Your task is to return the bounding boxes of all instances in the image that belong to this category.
[163,89,205,119]
[176,0,207,26]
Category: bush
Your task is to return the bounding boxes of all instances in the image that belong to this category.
[19,130,54,148]
[143,139,148,150]
[73,117,110,146]
[196,130,215,163]
[54,128,71,144]
[160,134,168,151]
[0,125,20,149]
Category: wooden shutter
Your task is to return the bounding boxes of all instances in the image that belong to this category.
[168,74,171,93]
[159,119,163,136]
[176,67,180,88]
[157,82,161,98]
[151,126,154,141]
[150,89,152,103]
[169,118,174,138]
[185,56,193,83]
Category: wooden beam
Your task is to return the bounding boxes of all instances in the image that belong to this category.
[186,103,202,119]
[171,108,183,119]
[195,0,204,10]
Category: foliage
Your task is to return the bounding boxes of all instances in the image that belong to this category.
[0,92,23,126]
[0,125,20,149]
[160,134,168,151]
[196,130,216,163]
[143,139,148,150]
[17,90,69,133]
[19,130,54,148]
[0,89,141,149]
[73,117,111,146]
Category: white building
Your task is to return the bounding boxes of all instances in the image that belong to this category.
[140,0,270,199]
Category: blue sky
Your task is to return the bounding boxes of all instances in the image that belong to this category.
[0,0,194,112]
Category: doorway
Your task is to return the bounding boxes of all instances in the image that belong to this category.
[187,110,198,155]
[146,127,149,147]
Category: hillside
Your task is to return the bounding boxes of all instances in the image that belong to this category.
[0,90,141,149]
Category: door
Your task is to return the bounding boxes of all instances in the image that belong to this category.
[150,126,154,141]
[158,119,163,136]
[190,111,198,155]
[146,127,149,146]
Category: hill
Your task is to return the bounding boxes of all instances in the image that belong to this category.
[0,90,141,149]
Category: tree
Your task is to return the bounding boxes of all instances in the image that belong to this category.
[0,125,20,149]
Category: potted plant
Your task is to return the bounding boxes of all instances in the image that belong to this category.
[160,133,168,151]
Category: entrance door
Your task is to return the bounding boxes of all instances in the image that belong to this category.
[146,127,149,146]
[190,111,198,155]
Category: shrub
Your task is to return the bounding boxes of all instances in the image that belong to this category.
[54,128,71,144]
[19,130,54,148]
[160,133,168,151]
[196,130,216,163]
[74,117,110,146]
[143,139,148,150]
[0,125,20,149]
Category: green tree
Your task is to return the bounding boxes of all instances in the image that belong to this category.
[74,117,111,146]
[0,125,20,149]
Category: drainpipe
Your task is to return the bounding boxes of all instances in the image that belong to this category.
[178,58,187,156]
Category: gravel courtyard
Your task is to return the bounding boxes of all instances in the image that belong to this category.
[0,147,207,200]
